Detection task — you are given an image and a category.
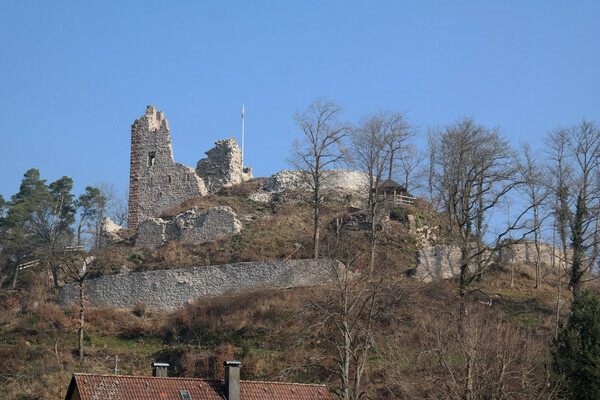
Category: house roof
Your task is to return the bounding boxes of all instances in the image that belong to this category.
[66,373,332,400]
[378,178,405,190]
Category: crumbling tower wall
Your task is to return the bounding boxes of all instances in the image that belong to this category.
[196,137,253,193]
[128,106,207,229]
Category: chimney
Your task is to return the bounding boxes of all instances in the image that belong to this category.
[152,362,169,377]
[223,361,241,400]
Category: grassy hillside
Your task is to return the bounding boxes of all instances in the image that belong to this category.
[0,181,582,399]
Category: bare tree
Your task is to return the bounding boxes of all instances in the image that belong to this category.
[304,235,398,400]
[382,112,411,181]
[518,142,551,289]
[545,121,600,300]
[398,145,425,193]
[546,127,573,336]
[349,113,391,271]
[421,305,557,400]
[565,121,600,299]
[292,99,347,259]
[426,127,441,210]
[432,117,533,400]
[62,252,96,360]
[434,118,525,303]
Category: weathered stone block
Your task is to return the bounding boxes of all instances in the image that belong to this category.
[174,206,242,244]
[264,169,368,193]
[196,138,253,193]
[98,217,124,248]
[134,207,242,248]
[135,218,167,248]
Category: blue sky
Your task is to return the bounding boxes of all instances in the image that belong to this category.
[1,1,598,201]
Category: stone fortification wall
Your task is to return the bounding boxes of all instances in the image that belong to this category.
[499,241,571,266]
[264,169,369,193]
[196,138,253,193]
[128,106,207,229]
[260,169,369,206]
[415,244,491,282]
[58,259,340,311]
[134,206,242,248]
[415,241,568,282]
[415,244,463,282]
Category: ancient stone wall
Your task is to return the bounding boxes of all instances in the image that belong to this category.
[415,244,491,282]
[58,259,340,311]
[499,241,571,267]
[264,169,368,193]
[196,138,253,193]
[134,206,242,248]
[260,169,369,206]
[128,106,207,229]
[415,244,463,282]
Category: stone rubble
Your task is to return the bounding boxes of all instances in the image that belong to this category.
[134,206,242,248]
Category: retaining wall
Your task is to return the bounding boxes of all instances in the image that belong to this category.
[58,259,340,311]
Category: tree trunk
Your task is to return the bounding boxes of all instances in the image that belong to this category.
[341,293,350,400]
[388,148,395,182]
[313,183,320,260]
[465,352,474,400]
[570,194,586,300]
[76,210,87,246]
[78,280,85,360]
[11,255,21,290]
[369,203,376,272]
[534,239,541,289]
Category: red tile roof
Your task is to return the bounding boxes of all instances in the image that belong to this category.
[67,373,332,400]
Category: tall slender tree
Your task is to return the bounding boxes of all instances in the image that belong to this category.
[292,98,347,259]
[433,118,529,400]
[1,169,50,288]
[519,142,550,289]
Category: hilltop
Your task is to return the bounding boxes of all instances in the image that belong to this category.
[0,178,574,399]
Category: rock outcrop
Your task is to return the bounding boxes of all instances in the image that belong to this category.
[196,138,253,193]
[98,217,124,248]
[134,206,242,248]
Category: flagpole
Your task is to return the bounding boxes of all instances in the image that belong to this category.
[241,104,245,167]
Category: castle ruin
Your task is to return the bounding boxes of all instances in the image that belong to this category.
[128,106,252,229]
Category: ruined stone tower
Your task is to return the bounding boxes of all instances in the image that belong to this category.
[128,106,207,229]
[196,138,253,193]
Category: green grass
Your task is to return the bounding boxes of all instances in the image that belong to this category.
[87,334,162,354]
[508,312,545,330]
